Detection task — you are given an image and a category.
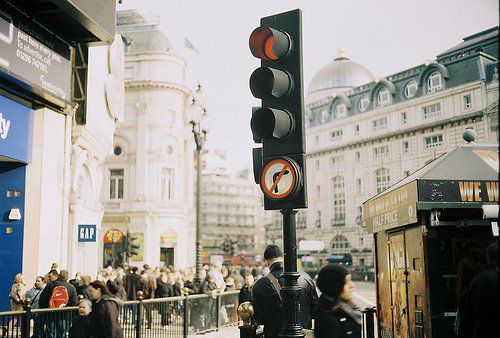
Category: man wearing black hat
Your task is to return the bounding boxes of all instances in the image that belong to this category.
[252,244,318,338]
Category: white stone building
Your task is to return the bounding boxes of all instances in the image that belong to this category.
[101,10,195,269]
[265,27,499,268]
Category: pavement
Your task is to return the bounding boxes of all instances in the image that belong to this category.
[188,326,239,337]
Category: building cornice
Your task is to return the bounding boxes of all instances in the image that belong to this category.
[125,81,191,95]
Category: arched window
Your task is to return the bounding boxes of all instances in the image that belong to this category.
[331,102,347,120]
[332,176,345,226]
[377,87,391,107]
[405,80,418,98]
[375,168,390,193]
[427,71,443,93]
[359,95,370,112]
[332,235,351,252]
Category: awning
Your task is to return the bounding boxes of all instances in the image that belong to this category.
[364,141,499,233]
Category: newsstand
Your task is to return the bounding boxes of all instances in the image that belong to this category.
[363,131,498,338]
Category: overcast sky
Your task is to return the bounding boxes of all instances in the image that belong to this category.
[120,0,498,172]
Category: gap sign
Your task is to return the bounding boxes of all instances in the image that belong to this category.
[78,225,96,242]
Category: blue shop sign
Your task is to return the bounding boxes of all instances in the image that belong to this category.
[0,95,33,163]
[78,225,97,242]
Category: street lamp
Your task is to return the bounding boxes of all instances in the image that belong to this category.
[189,83,209,288]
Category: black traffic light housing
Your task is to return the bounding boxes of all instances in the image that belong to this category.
[249,9,307,210]
[126,232,141,257]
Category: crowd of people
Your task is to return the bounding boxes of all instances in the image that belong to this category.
[5,241,497,338]
[5,260,269,337]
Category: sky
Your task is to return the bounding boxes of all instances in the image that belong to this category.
[119,0,499,173]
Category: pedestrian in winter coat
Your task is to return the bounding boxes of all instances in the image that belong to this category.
[68,299,93,338]
[238,274,254,304]
[252,245,318,338]
[458,241,498,338]
[25,276,45,309]
[87,281,124,338]
[315,264,362,338]
[9,274,26,311]
[123,267,143,301]
[77,275,91,299]
[39,270,79,308]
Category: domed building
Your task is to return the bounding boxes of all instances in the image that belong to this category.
[265,27,498,272]
[307,49,375,104]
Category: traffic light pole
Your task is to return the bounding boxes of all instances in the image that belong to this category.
[279,209,305,338]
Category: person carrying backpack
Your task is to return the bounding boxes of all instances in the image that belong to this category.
[39,270,79,338]
[39,270,79,308]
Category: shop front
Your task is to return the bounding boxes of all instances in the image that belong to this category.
[364,133,498,338]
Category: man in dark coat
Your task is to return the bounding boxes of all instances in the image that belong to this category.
[252,245,318,338]
[458,241,498,338]
[123,266,142,301]
[39,269,79,308]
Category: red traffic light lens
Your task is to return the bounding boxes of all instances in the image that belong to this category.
[249,27,291,61]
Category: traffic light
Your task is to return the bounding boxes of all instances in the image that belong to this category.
[126,232,141,257]
[249,9,307,210]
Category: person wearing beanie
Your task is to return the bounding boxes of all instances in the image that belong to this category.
[315,264,361,338]
[252,244,318,338]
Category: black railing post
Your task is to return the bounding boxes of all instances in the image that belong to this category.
[135,291,144,338]
[363,307,376,338]
[183,297,189,338]
[216,292,221,330]
[21,299,31,338]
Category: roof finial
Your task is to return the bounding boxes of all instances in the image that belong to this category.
[463,128,477,143]
[334,48,349,61]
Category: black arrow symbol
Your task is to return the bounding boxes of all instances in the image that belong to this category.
[272,170,289,193]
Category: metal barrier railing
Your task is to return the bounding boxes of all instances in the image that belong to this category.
[0,290,240,338]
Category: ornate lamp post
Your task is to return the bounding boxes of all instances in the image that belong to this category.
[189,84,208,287]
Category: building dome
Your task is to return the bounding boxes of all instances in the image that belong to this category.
[307,49,375,103]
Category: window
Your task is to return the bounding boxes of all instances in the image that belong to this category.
[316,185,321,199]
[332,176,345,226]
[355,151,361,163]
[373,146,390,159]
[332,235,351,251]
[422,103,441,119]
[314,135,319,145]
[354,124,360,135]
[330,155,344,167]
[372,117,388,131]
[402,141,409,154]
[464,95,472,109]
[359,95,370,112]
[315,160,320,170]
[331,130,343,141]
[356,206,363,225]
[332,103,347,119]
[424,134,443,149]
[405,80,418,98]
[401,112,408,125]
[161,168,175,200]
[427,71,443,92]
[377,88,391,107]
[109,169,124,199]
[114,146,122,156]
[356,178,362,194]
[316,211,321,228]
[375,168,390,193]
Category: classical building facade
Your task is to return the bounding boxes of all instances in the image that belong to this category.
[266,27,499,268]
[101,10,195,269]
[198,148,267,263]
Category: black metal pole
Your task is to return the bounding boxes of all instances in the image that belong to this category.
[279,209,305,338]
[194,143,203,289]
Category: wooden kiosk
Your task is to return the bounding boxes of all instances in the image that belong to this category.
[363,132,498,338]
